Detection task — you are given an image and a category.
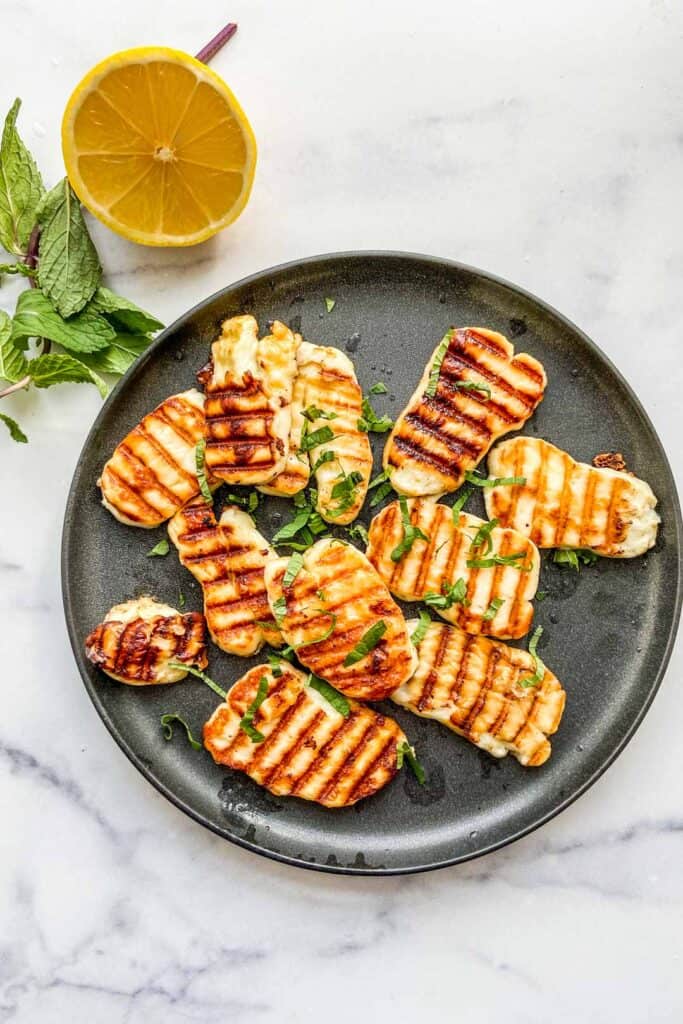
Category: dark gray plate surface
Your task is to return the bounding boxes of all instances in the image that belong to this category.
[62,252,681,874]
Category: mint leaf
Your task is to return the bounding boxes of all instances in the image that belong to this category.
[90,286,164,335]
[308,674,350,717]
[160,713,202,751]
[12,289,114,353]
[76,333,152,376]
[194,439,213,505]
[343,620,387,666]
[410,610,431,646]
[147,538,169,557]
[35,178,101,318]
[0,99,44,256]
[396,741,426,784]
[0,309,27,383]
[240,676,269,743]
[0,412,27,443]
[29,352,108,398]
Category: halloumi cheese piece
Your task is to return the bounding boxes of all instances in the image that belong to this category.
[258,334,310,497]
[168,498,281,656]
[384,327,546,497]
[367,499,540,639]
[98,388,208,528]
[485,437,660,557]
[393,620,565,767]
[198,315,298,485]
[264,538,417,701]
[84,596,207,685]
[204,663,407,807]
[295,341,373,524]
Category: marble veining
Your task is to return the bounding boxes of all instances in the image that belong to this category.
[1,0,682,1020]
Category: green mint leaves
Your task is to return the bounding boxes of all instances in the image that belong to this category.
[396,741,426,784]
[195,439,213,505]
[410,610,432,646]
[35,178,101,317]
[0,99,163,445]
[28,352,108,398]
[0,309,27,384]
[391,495,429,562]
[240,676,269,743]
[553,548,599,570]
[12,289,115,353]
[0,99,44,256]
[147,538,170,557]
[0,411,27,443]
[343,620,387,666]
[308,674,350,717]
[160,713,202,751]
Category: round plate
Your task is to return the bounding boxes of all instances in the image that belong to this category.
[62,252,682,874]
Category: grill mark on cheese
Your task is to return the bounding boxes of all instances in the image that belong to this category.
[291,712,359,797]
[201,316,298,485]
[264,539,418,701]
[203,665,407,807]
[367,499,540,640]
[427,393,492,438]
[168,499,281,656]
[417,624,452,711]
[98,389,208,527]
[579,469,598,547]
[85,604,208,685]
[485,437,659,557]
[393,620,565,766]
[102,465,162,522]
[263,704,327,789]
[384,328,546,496]
[404,410,482,459]
[319,718,376,803]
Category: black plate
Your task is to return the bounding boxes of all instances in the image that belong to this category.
[62,252,682,874]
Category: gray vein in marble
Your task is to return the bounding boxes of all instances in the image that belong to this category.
[0,737,123,845]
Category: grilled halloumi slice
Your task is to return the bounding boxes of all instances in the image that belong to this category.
[367,499,540,639]
[295,341,373,524]
[98,388,208,528]
[393,620,565,767]
[203,663,407,807]
[258,334,310,497]
[264,538,417,701]
[168,498,281,656]
[384,327,546,497]
[484,437,660,557]
[84,596,208,685]
[198,315,298,485]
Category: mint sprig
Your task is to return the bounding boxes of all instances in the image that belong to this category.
[0,99,163,443]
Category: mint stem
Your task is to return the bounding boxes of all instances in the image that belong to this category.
[0,225,43,400]
[195,22,238,63]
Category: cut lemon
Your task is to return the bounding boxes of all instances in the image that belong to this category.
[62,47,257,247]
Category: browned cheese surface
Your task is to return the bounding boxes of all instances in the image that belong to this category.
[258,337,310,496]
[203,664,407,807]
[485,437,660,557]
[85,597,207,685]
[168,497,281,657]
[198,315,298,486]
[393,620,565,766]
[367,499,540,639]
[98,388,208,528]
[264,539,417,701]
[384,328,546,497]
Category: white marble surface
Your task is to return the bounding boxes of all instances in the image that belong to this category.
[1,1,682,1020]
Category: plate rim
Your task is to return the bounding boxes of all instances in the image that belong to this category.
[61,249,683,876]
